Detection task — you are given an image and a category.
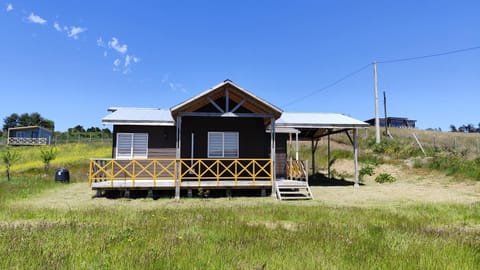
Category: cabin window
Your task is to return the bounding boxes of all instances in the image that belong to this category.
[116,133,148,159]
[208,132,239,158]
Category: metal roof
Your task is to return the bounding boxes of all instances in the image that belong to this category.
[102,107,174,126]
[275,112,369,139]
[276,112,369,128]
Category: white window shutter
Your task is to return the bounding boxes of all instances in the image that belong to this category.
[224,132,238,158]
[133,133,148,158]
[208,132,223,158]
[117,133,133,159]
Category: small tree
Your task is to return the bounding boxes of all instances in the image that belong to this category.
[2,148,20,181]
[40,147,57,175]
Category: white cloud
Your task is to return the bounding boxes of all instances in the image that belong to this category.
[96,37,105,47]
[6,3,13,12]
[108,37,127,54]
[27,13,47,25]
[161,73,186,92]
[103,51,107,57]
[53,22,62,32]
[113,58,121,67]
[67,26,87,39]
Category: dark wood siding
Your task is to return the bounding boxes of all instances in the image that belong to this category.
[180,117,267,159]
[113,125,176,159]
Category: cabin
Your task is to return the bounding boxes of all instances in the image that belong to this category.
[89,80,369,199]
[7,126,53,146]
[365,117,416,128]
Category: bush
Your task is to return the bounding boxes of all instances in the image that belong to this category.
[359,165,375,182]
[375,173,396,183]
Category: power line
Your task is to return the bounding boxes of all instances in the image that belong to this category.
[377,45,480,64]
[282,63,372,108]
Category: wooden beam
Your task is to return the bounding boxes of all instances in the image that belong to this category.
[207,97,225,113]
[231,98,246,113]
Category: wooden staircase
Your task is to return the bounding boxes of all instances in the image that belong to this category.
[276,180,313,200]
[277,159,313,200]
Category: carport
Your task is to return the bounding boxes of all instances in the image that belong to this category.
[276,112,369,186]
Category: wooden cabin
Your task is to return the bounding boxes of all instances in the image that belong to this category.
[89,80,369,199]
[7,126,53,146]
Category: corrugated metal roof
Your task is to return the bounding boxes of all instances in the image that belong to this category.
[276,112,369,128]
[102,107,174,126]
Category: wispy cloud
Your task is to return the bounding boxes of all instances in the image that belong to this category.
[67,26,87,39]
[53,22,62,32]
[6,3,13,12]
[161,73,187,93]
[108,37,127,54]
[96,37,105,47]
[27,13,47,25]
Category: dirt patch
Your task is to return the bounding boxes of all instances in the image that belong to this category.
[12,162,480,210]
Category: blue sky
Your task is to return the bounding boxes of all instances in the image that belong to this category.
[1,1,479,131]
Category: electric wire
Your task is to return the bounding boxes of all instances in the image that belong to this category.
[282,63,372,108]
[377,45,480,64]
[283,45,480,107]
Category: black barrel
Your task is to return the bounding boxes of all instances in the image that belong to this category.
[55,168,70,183]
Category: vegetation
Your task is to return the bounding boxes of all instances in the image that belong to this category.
[359,165,375,182]
[3,112,54,131]
[375,173,396,183]
[1,147,20,181]
[39,146,58,174]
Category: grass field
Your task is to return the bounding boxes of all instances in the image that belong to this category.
[0,137,479,269]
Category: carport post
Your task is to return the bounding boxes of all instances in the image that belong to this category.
[353,128,359,187]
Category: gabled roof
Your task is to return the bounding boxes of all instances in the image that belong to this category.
[102,107,174,126]
[170,80,283,119]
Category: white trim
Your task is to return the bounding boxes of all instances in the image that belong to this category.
[116,132,149,159]
[208,131,239,158]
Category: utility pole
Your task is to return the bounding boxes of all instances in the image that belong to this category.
[373,61,380,143]
[383,91,388,135]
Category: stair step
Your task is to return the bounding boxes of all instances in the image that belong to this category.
[281,196,312,200]
[279,191,309,195]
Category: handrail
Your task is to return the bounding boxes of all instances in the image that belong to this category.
[89,158,273,187]
[286,159,308,181]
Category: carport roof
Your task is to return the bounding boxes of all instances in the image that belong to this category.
[275,112,369,139]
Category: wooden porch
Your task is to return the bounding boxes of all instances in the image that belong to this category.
[7,137,50,146]
[89,158,274,190]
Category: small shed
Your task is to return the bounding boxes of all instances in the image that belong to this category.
[7,126,53,146]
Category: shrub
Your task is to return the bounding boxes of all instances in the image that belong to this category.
[375,173,396,183]
[2,148,20,181]
[359,165,375,182]
[39,146,57,174]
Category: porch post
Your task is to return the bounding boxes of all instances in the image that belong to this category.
[175,116,182,200]
[327,132,331,179]
[295,131,299,161]
[353,128,359,187]
[271,117,277,196]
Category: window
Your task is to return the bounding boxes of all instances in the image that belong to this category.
[208,132,239,158]
[116,133,148,159]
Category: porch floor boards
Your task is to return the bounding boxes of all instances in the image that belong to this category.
[91,179,276,190]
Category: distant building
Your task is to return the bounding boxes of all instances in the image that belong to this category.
[365,117,416,128]
[7,126,53,146]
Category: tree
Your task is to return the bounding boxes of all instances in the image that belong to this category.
[2,148,20,181]
[68,125,85,134]
[449,125,457,132]
[2,112,54,131]
[40,147,57,175]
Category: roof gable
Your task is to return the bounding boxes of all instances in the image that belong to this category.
[170,80,282,119]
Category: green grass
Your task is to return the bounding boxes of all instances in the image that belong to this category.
[0,175,479,269]
[0,141,479,268]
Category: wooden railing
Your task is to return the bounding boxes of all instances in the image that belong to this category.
[89,158,273,187]
[286,159,308,181]
[8,137,49,146]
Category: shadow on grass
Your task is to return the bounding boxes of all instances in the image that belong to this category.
[308,173,364,187]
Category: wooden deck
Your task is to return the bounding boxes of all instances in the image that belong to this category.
[91,179,273,190]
